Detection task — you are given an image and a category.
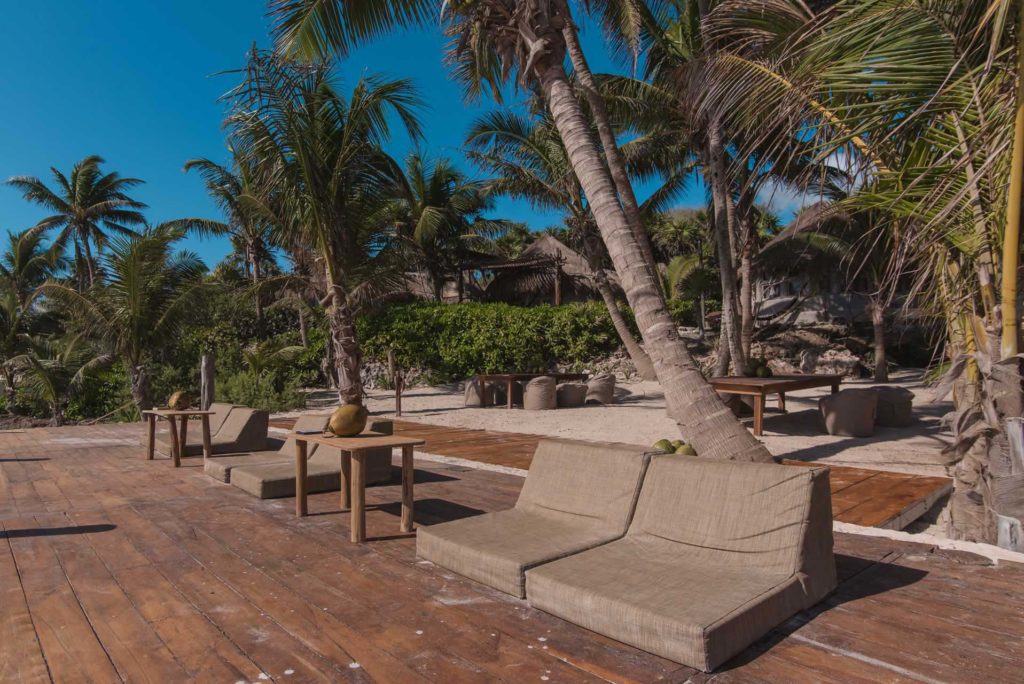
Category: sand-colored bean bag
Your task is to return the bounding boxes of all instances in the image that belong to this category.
[819,388,877,437]
[586,374,616,405]
[524,376,557,410]
[556,383,588,408]
[464,379,496,407]
[873,386,914,427]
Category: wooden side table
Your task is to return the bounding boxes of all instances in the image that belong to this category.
[142,409,214,467]
[289,432,427,542]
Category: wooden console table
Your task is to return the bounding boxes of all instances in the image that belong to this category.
[290,432,427,543]
[710,374,843,436]
[142,409,214,467]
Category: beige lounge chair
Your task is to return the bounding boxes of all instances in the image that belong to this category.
[523,376,556,410]
[140,401,234,447]
[155,407,269,457]
[525,456,836,672]
[416,438,650,598]
[204,413,330,483]
[230,419,394,499]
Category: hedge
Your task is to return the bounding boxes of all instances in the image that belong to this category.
[358,302,624,381]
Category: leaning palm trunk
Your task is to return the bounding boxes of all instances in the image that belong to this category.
[325,283,364,406]
[739,241,755,361]
[560,16,659,279]
[537,57,770,462]
[580,237,657,380]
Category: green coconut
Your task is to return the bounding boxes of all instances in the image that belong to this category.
[167,391,191,410]
[671,439,685,450]
[674,444,697,456]
[329,404,369,437]
[652,438,674,453]
[755,365,774,378]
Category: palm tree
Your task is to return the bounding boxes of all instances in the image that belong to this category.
[242,339,305,374]
[6,155,147,290]
[12,335,110,426]
[0,227,64,307]
[42,227,211,412]
[270,0,772,462]
[183,151,275,321]
[467,108,660,379]
[389,152,505,301]
[225,49,421,406]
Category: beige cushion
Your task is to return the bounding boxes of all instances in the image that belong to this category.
[526,456,836,671]
[229,419,394,499]
[140,401,234,447]
[523,376,557,410]
[586,374,615,404]
[556,383,588,408]
[204,414,330,482]
[819,388,877,437]
[874,386,914,427]
[417,438,650,598]
[157,408,269,457]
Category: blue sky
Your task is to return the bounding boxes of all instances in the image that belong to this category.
[0,2,720,267]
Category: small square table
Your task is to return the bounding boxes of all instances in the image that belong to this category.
[142,409,215,467]
[710,374,843,436]
[289,432,427,543]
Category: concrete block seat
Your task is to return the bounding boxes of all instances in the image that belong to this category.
[204,413,329,483]
[154,406,269,457]
[874,386,915,427]
[140,401,233,447]
[417,438,650,598]
[819,388,878,437]
[525,456,837,672]
[229,419,394,499]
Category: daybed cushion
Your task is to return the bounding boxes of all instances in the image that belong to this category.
[417,438,650,598]
[140,401,234,447]
[204,413,330,482]
[523,376,557,410]
[156,407,269,457]
[526,456,836,672]
[229,419,394,498]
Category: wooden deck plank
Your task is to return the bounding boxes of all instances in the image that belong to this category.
[2,422,1019,684]
[0,523,50,683]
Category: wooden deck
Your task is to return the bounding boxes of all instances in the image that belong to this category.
[270,417,953,530]
[2,423,1019,683]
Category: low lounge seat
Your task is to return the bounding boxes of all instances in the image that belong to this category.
[140,401,234,447]
[556,383,587,408]
[417,438,650,598]
[204,413,330,483]
[155,407,269,457]
[525,456,836,672]
[874,386,914,427]
[523,376,556,410]
[819,388,877,437]
[586,374,616,404]
[230,419,394,499]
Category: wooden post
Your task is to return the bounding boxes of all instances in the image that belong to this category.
[351,452,366,543]
[295,439,308,517]
[177,417,188,468]
[201,414,212,460]
[200,352,215,410]
[167,416,180,468]
[553,258,563,306]
[753,394,765,437]
[388,349,403,417]
[401,445,415,533]
[146,414,156,461]
[340,451,351,511]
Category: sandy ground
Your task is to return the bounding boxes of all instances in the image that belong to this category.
[298,370,953,478]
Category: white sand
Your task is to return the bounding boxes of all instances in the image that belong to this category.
[341,370,951,478]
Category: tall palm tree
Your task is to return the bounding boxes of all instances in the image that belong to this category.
[42,227,211,412]
[0,227,64,307]
[389,152,505,301]
[183,151,275,321]
[225,49,421,406]
[467,108,662,379]
[270,0,772,462]
[6,155,147,289]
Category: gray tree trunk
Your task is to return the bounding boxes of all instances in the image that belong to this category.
[536,56,771,462]
[200,352,216,410]
[128,364,150,415]
[740,240,755,362]
[325,281,364,406]
[868,298,888,382]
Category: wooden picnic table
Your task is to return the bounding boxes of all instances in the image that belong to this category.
[290,431,426,543]
[710,374,843,436]
[142,408,215,467]
[477,372,589,409]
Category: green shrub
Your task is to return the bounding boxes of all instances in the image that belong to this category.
[65,365,137,422]
[216,369,305,412]
[358,302,622,380]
